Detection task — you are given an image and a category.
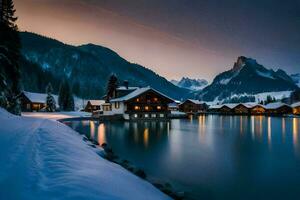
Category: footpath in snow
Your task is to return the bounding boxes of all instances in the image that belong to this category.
[0,109,171,200]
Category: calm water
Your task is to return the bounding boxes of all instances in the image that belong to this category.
[64,115,300,200]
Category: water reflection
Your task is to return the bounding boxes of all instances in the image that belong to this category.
[97,123,106,145]
[64,116,300,200]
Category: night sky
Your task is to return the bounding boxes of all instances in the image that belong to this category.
[15,0,300,81]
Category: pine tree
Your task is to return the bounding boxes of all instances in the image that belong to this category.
[46,83,56,112]
[106,74,118,102]
[0,0,22,115]
[58,79,74,111]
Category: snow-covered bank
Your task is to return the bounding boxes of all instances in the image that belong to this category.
[0,109,171,200]
[22,111,92,120]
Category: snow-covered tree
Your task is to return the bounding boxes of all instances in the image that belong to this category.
[106,74,118,102]
[58,79,74,111]
[0,0,22,115]
[46,83,56,112]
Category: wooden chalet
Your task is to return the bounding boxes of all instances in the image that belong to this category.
[179,99,208,113]
[20,91,58,112]
[84,100,105,112]
[249,104,266,115]
[106,87,174,120]
[263,102,293,115]
[291,102,300,115]
[218,104,237,114]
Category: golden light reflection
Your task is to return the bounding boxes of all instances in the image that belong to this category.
[189,115,193,122]
[90,121,95,140]
[97,123,106,145]
[282,118,286,143]
[143,128,149,147]
[251,116,255,140]
[293,118,299,152]
[267,117,272,149]
[198,115,206,143]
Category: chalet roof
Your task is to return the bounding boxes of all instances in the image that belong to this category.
[23,91,58,105]
[184,99,206,105]
[208,104,223,109]
[116,86,139,91]
[263,102,291,109]
[87,100,106,106]
[291,102,300,108]
[238,102,259,108]
[222,103,239,109]
[110,86,174,103]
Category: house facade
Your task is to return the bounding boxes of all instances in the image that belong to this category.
[292,102,300,115]
[20,91,58,112]
[103,87,174,120]
[179,99,208,113]
[84,100,105,112]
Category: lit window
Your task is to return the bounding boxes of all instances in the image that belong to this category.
[154,98,158,102]
[134,114,138,118]
[151,114,156,118]
[160,114,164,118]
[157,106,161,110]
[145,106,149,111]
[136,98,140,102]
[145,114,149,118]
[115,102,120,109]
[134,106,140,110]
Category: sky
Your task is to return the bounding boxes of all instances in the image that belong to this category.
[14,0,300,82]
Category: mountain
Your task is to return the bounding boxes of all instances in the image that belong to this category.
[19,32,190,100]
[171,77,208,91]
[291,73,300,87]
[198,56,298,101]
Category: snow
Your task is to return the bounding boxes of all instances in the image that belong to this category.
[0,108,170,200]
[263,102,290,109]
[256,70,275,79]
[292,102,300,108]
[219,78,232,85]
[22,111,92,120]
[87,100,106,106]
[23,91,58,105]
[111,87,174,103]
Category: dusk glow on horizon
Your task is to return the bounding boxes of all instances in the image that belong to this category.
[15,0,300,81]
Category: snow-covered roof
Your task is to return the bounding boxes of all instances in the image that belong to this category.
[237,102,259,108]
[263,102,291,109]
[23,91,58,105]
[87,100,106,106]
[291,102,300,108]
[116,86,139,91]
[184,99,206,105]
[222,103,239,109]
[209,104,223,109]
[110,86,174,102]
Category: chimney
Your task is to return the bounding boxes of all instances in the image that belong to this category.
[123,80,129,89]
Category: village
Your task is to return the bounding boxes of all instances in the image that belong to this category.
[20,79,300,120]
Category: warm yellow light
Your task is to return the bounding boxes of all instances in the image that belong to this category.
[134,106,140,110]
[136,98,140,102]
[145,106,149,110]
[154,97,158,102]
[157,106,161,110]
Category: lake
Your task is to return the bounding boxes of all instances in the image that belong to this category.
[64,115,300,200]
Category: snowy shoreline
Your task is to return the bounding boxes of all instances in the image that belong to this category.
[0,109,171,200]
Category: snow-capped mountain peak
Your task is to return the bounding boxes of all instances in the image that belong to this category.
[171,77,208,91]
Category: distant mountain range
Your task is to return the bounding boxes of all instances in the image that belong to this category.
[171,77,208,91]
[197,56,299,101]
[19,32,190,100]
[291,73,300,87]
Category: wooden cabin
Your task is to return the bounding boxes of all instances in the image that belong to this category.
[233,104,250,114]
[179,99,208,113]
[249,104,266,115]
[84,100,105,112]
[20,91,58,112]
[291,102,300,115]
[107,87,174,120]
[264,102,293,115]
[219,104,237,114]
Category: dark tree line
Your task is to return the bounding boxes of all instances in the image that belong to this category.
[58,79,74,111]
[0,0,22,114]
